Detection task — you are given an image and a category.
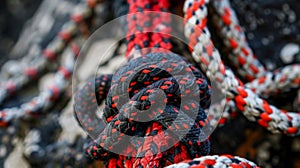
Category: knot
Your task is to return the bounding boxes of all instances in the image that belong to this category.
[80,52,212,167]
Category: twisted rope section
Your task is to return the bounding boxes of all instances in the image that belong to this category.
[209,0,300,124]
[74,74,113,136]
[212,64,300,126]
[74,0,300,166]
[75,0,263,167]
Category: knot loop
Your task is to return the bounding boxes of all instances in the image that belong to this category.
[82,52,211,166]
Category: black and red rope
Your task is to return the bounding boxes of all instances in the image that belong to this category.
[125,0,172,58]
[79,52,211,167]
[73,0,216,167]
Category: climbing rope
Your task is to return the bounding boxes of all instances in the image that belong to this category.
[0,0,299,167]
[207,0,300,126]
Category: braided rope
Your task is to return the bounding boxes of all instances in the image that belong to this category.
[166,155,258,168]
[0,0,294,166]
[215,64,300,126]
[210,0,266,81]
[210,0,300,123]
[126,0,172,58]
[245,65,300,98]
[184,0,300,135]
[74,74,113,136]
[125,0,152,58]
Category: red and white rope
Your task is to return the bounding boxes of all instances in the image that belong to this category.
[210,0,266,81]
[183,0,300,135]
[165,155,258,168]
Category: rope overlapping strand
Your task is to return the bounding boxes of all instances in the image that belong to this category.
[0,0,293,166]
[184,0,300,135]
[78,69,259,168]
[211,64,300,126]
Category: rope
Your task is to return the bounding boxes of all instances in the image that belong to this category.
[210,0,266,81]
[125,0,172,58]
[184,0,300,135]
[75,0,213,167]
[82,52,211,167]
[166,155,258,168]
[9,0,295,167]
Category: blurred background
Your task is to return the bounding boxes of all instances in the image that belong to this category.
[0,0,42,64]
